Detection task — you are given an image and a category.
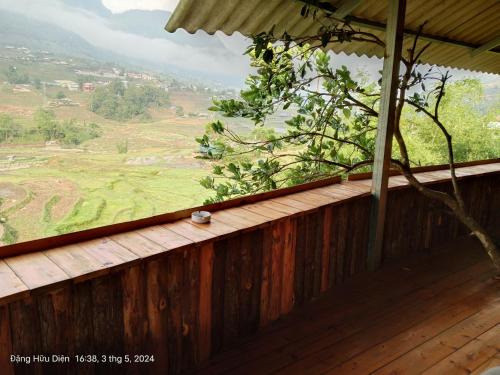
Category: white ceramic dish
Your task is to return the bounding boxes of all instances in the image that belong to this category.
[191,210,212,224]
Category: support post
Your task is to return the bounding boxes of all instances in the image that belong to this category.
[367,0,406,271]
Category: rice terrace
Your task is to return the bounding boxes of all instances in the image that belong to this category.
[0,45,243,244]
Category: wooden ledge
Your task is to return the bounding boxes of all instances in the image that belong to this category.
[0,162,499,305]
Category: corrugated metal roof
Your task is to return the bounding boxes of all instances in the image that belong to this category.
[166,0,500,74]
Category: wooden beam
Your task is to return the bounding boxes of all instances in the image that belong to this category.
[367,0,406,271]
[332,0,365,19]
[471,35,500,57]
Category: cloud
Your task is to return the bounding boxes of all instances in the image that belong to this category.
[0,0,251,85]
[102,0,179,13]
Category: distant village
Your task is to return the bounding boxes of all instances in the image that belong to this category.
[1,44,238,112]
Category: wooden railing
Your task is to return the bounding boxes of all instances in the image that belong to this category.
[0,163,499,374]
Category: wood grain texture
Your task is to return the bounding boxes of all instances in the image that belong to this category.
[145,258,169,373]
[111,231,167,259]
[0,305,14,375]
[198,243,214,362]
[5,253,69,291]
[0,260,28,302]
[121,265,147,375]
[139,226,193,250]
[280,218,297,315]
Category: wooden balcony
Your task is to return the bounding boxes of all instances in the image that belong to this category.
[0,162,499,374]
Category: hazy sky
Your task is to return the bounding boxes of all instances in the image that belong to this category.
[102,0,179,13]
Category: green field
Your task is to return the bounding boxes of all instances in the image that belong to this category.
[0,81,230,245]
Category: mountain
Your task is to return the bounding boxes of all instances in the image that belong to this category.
[0,0,250,87]
[0,10,117,61]
[58,1,226,50]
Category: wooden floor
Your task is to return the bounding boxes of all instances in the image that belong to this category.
[192,238,500,375]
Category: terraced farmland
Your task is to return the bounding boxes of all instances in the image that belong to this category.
[0,87,221,245]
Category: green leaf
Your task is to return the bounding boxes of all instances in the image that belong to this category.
[343,108,351,119]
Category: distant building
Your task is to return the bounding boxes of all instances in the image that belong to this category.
[82,82,95,92]
[127,72,143,80]
[54,80,79,91]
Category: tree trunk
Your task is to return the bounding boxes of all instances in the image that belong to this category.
[398,166,500,272]
[453,209,500,272]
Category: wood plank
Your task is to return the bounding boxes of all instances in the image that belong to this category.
[212,208,267,229]
[184,218,238,237]
[223,207,271,226]
[181,247,201,372]
[8,297,43,373]
[330,297,500,374]
[0,259,28,303]
[145,258,169,373]
[269,222,284,321]
[164,220,216,242]
[260,226,273,328]
[259,200,304,215]
[111,231,167,258]
[311,210,323,299]
[211,239,227,355]
[139,225,193,250]
[0,305,14,375]
[291,191,335,207]
[280,218,296,315]
[338,182,371,193]
[199,243,214,362]
[166,251,184,374]
[373,301,500,375]
[335,183,370,196]
[223,236,241,345]
[293,215,307,307]
[424,325,500,375]
[36,288,74,375]
[73,281,95,374]
[271,195,318,211]
[45,243,110,281]
[78,237,139,271]
[91,273,124,357]
[242,203,289,220]
[310,186,352,201]
[334,204,349,284]
[121,265,147,375]
[321,207,333,292]
[238,230,263,336]
[5,252,69,290]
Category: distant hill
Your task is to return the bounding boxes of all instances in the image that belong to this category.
[0,10,117,61]
[59,0,226,50]
[0,1,246,87]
